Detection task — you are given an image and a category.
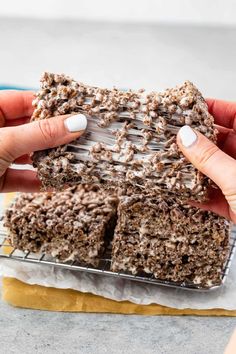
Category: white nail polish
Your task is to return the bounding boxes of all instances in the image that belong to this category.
[179,125,197,148]
[65,114,87,132]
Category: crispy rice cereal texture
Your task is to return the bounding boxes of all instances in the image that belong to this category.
[4,188,230,287]
[7,72,230,288]
[111,195,230,287]
[4,185,118,266]
[31,72,217,201]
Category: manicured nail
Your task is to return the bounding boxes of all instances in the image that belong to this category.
[65,114,87,132]
[179,125,197,148]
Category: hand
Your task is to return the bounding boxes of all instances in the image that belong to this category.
[224,329,236,354]
[177,98,236,223]
[0,90,87,192]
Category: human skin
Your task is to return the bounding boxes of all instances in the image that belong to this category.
[224,329,236,354]
[177,99,236,223]
[1,90,236,223]
[0,90,86,192]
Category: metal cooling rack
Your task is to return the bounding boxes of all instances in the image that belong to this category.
[0,222,235,292]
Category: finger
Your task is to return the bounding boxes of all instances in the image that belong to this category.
[207,98,236,130]
[6,116,30,127]
[220,130,236,159]
[224,330,236,354]
[0,91,34,124]
[177,125,236,206]
[0,113,87,160]
[14,154,32,165]
[1,169,41,192]
[189,188,231,220]
[215,124,231,145]
[215,125,236,159]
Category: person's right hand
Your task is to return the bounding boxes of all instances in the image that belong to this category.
[0,91,87,193]
[177,99,236,223]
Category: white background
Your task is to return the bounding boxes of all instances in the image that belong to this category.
[0,0,236,26]
[0,0,235,99]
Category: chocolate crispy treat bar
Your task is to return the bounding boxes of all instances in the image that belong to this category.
[111,196,230,287]
[4,185,117,266]
[32,72,217,201]
[4,182,230,287]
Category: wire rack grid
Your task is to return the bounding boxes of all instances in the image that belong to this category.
[0,223,235,292]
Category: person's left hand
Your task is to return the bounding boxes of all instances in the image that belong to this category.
[177,98,236,222]
[0,90,87,192]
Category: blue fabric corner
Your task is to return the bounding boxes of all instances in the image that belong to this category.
[0,85,34,91]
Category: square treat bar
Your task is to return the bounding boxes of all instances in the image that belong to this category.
[111,195,230,287]
[31,72,217,201]
[4,185,117,266]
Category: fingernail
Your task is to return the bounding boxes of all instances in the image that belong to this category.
[179,125,197,148]
[65,114,87,132]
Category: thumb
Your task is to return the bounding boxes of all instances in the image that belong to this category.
[177,125,236,212]
[0,113,87,160]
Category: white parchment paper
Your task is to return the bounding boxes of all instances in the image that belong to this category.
[1,255,236,310]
